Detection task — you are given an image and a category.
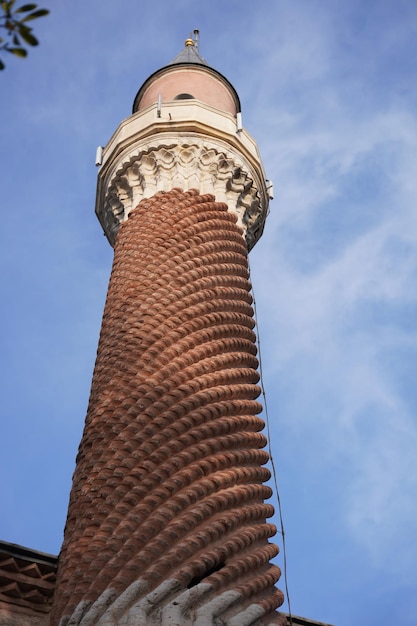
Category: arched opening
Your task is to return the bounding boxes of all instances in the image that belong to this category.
[174,93,195,100]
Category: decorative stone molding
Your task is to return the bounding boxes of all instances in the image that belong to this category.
[96,137,268,251]
[58,578,287,625]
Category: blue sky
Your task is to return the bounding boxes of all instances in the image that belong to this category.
[1,1,416,625]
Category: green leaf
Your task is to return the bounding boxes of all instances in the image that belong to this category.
[1,0,15,12]
[8,46,27,57]
[17,22,32,34]
[17,21,31,30]
[21,8,49,21]
[0,58,5,70]
[18,27,37,45]
[12,33,19,44]
[1,0,16,11]
[19,30,37,45]
[15,3,37,11]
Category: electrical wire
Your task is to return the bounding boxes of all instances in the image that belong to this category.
[249,258,293,626]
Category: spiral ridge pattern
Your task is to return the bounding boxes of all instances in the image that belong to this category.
[51,189,283,625]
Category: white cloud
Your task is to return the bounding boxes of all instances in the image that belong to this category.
[239,11,417,583]
[250,88,417,577]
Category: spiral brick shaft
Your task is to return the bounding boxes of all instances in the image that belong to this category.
[51,189,284,625]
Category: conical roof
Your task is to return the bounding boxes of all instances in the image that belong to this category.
[132,32,241,114]
[169,39,208,66]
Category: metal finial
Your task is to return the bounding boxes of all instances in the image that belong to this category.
[193,28,200,51]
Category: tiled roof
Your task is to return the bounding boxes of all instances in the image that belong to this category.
[51,189,283,625]
[0,540,57,614]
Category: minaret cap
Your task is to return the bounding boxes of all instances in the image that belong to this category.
[132,31,241,115]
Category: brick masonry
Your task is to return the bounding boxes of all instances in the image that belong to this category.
[50,189,284,625]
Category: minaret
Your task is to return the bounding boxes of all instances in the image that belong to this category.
[51,33,285,626]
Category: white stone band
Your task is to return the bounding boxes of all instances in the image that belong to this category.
[58,578,282,626]
[96,137,267,250]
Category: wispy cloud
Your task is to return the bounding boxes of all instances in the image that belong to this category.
[250,38,417,578]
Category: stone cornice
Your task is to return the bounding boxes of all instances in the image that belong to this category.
[95,100,269,250]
